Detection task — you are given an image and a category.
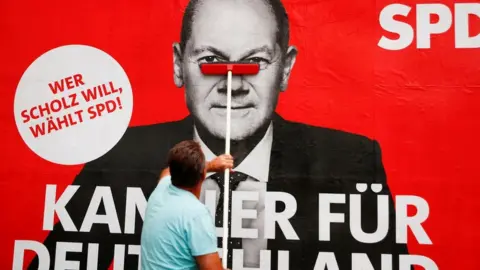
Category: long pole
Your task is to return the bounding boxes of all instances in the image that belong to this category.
[222,70,233,268]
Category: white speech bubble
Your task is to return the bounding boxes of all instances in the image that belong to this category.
[14,44,133,165]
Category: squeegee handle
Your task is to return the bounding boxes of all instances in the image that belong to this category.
[222,70,232,269]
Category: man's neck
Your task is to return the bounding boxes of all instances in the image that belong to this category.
[178,185,201,199]
[194,121,270,165]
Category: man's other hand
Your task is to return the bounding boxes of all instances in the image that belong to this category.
[207,154,234,172]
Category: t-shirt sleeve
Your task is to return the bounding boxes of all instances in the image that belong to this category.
[186,210,218,257]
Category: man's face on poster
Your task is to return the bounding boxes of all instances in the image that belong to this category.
[174,0,296,141]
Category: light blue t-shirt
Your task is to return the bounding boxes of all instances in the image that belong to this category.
[140,176,218,270]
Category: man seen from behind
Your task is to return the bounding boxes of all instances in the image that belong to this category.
[140,140,233,270]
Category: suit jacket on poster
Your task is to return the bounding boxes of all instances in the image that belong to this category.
[28,114,409,270]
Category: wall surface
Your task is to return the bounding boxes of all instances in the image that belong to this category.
[1,0,479,269]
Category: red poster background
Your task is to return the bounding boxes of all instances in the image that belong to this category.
[1,0,479,269]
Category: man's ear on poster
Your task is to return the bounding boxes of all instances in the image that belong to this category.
[173,42,184,88]
[280,45,298,91]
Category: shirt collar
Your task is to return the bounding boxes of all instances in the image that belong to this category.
[193,123,273,182]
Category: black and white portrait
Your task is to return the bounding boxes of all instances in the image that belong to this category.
[29,0,409,269]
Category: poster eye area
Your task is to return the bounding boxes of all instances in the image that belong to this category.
[198,56,223,63]
[244,57,269,64]
[242,57,270,69]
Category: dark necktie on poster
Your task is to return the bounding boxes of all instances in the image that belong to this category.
[211,171,249,267]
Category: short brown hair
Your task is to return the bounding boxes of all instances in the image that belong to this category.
[180,0,290,54]
[167,140,206,187]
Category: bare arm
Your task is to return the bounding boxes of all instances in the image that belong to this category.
[206,154,234,173]
[195,252,225,270]
[158,154,233,183]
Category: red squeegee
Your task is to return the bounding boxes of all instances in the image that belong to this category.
[200,62,260,268]
[200,62,260,75]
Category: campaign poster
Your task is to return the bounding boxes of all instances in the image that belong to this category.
[1,0,479,269]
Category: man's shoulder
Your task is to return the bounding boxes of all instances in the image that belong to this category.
[273,116,384,183]
[274,116,379,154]
[122,116,193,144]
[172,195,211,225]
[187,201,211,219]
[84,117,192,171]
